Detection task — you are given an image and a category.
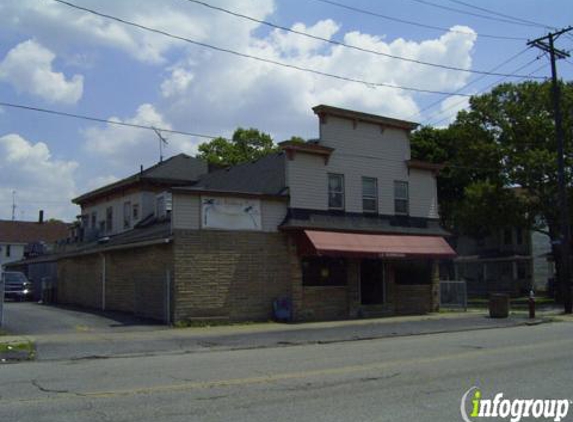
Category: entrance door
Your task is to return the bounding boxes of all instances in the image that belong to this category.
[360,259,384,305]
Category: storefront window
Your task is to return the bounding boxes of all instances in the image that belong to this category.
[302,257,347,286]
[394,260,432,285]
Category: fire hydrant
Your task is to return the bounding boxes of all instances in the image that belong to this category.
[529,290,536,319]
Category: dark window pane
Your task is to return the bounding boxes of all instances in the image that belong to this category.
[394,260,432,285]
[363,198,377,213]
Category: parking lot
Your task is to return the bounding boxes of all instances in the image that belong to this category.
[1,302,163,336]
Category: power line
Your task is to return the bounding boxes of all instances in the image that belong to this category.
[426,61,548,127]
[446,0,554,30]
[422,56,543,124]
[408,47,534,120]
[0,101,219,139]
[50,0,477,97]
[306,0,527,41]
[409,0,544,29]
[182,0,543,79]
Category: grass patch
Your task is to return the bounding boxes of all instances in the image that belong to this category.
[0,340,35,361]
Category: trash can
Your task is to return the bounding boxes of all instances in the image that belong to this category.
[489,293,510,318]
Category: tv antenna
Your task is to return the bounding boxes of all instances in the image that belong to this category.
[11,190,17,221]
[152,127,169,162]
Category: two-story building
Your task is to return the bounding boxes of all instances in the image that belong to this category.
[55,105,455,323]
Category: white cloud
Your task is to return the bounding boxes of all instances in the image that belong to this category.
[84,103,200,170]
[155,21,476,141]
[0,0,276,64]
[0,133,79,221]
[161,67,194,98]
[0,40,83,104]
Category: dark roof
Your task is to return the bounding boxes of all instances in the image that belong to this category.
[0,220,69,244]
[280,210,450,236]
[32,220,172,262]
[73,154,208,204]
[175,152,287,197]
[312,104,419,131]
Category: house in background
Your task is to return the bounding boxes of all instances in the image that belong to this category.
[0,213,68,272]
[0,214,69,298]
[447,225,553,297]
[38,105,456,323]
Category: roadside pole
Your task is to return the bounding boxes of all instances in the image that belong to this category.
[528,26,573,313]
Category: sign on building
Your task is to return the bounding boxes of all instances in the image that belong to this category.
[201,196,262,231]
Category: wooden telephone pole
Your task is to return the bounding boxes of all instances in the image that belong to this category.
[528,26,573,313]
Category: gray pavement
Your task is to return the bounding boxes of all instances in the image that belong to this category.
[1,302,549,362]
[1,321,572,421]
[1,302,163,335]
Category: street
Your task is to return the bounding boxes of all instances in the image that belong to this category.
[1,322,572,422]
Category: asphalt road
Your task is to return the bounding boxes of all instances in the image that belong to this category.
[1,322,572,422]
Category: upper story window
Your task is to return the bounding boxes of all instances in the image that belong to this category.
[394,181,409,215]
[503,228,513,245]
[106,206,113,233]
[328,173,345,210]
[91,212,97,229]
[133,204,139,221]
[5,244,11,257]
[123,201,132,229]
[362,177,378,214]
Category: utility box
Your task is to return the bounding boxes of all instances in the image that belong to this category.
[489,293,510,318]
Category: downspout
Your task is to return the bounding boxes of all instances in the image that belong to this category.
[165,268,171,325]
[101,253,106,311]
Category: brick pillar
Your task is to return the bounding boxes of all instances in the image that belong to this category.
[288,238,303,321]
[431,260,440,312]
[347,259,360,318]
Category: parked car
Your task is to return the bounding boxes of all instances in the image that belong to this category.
[1,271,33,301]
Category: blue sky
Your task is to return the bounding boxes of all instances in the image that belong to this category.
[0,0,571,221]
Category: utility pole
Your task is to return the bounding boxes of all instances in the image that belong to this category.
[528,26,573,313]
[152,127,169,162]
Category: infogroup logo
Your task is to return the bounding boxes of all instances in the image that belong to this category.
[461,387,571,422]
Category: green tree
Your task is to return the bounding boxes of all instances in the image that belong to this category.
[197,128,278,167]
[413,80,573,305]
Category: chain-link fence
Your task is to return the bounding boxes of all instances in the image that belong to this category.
[440,280,467,311]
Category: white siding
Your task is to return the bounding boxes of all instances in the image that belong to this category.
[172,193,287,232]
[261,200,288,232]
[172,194,201,230]
[287,116,430,216]
[409,169,439,219]
[82,191,154,236]
[0,243,26,273]
[287,153,328,210]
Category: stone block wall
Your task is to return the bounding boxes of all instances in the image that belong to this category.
[56,243,172,322]
[173,230,292,322]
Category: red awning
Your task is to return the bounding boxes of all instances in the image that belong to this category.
[303,230,456,259]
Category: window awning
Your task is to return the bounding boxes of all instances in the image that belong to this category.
[303,230,456,259]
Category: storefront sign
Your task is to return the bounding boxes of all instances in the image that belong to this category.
[201,196,262,231]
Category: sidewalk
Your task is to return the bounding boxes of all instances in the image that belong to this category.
[1,310,558,363]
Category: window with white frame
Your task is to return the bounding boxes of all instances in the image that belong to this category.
[132,203,139,221]
[394,181,409,215]
[328,173,345,210]
[362,177,378,213]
